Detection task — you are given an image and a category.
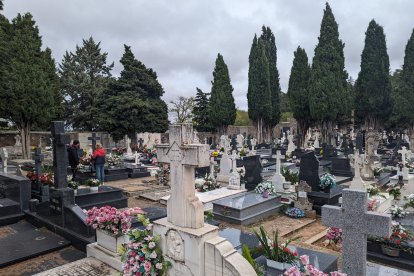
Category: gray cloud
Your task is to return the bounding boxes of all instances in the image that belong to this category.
[4,0,414,110]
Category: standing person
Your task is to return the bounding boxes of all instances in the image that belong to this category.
[92,143,106,183]
[67,140,80,180]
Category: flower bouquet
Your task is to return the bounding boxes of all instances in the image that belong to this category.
[121,214,171,276]
[369,221,414,255]
[284,255,346,276]
[195,174,220,192]
[319,173,336,192]
[255,181,276,196]
[390,205,409,219]
[404,194,414,209]
[80,154,92,166]
[106,154,122,167]
[86,178,101,187]
[367,198,380,211]
[211,151,219,158]
[323,227,342,247]
[285,207,305,219]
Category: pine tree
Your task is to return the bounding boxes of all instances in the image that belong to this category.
[209,53,236,134]
[308,3,348,141]
[0,13,61,158]
[193,87,214,132]
[260,26,281,136]
[247,36,272,142]
[392,30,414,142]
[98,45,168,142]
[287,46,311,146]
[355,20,391,129]
[59,37,114,130]
[0,0,3,11]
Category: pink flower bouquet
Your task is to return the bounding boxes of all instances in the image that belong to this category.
[285,255,346,276]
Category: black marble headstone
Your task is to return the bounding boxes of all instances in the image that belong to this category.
[299,152,321,191]
[243,155,263,190]
[330,157,353,177]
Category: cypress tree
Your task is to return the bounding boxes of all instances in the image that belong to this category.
[0,13,61,158]
[260,26,281,136]
[308,3,348,141]
[59,37,114,130]
[209,53,236,134]
[355,20,391,129]
[287,46,311,146]
[247,35,272,142]
[193,87,213,132]
[98,45,168,142]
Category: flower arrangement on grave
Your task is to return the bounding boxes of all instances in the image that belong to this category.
[211,151,219,157]
[195,174,220,192]
[156,167,169,186]
[106,154,122,167]
[26,171,54,186]
[80,153,92,165]
[367,185,386,198]
[319,173,336,191]
[284,207,305,219]
[403,194,414,209]
[390,205,409,219]
[85,206,144,237]
[68,180,80,190]
[237,166,246,179]
[112,147,126,156]
[323,227,342,247]
[85,178,101,187]
[120,214,171,276]
[138,145,157,162]
[253,226,299,265]
[282,167,299,185]
[388,186,401,200]
[367,198,380,211]
[239,148,248,157]
[369,221,414,253]
[255,181,276,196]
[284,255,347,276]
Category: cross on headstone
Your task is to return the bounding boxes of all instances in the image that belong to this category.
[156,124,209,229]
[0,147,8,174]
[88,132,101,152]
[51,121,71,189]
[272,150,287,192]
[398,146,410,166]
[33,147,44,185]
[322,189,391,276]
[230,150,238,173]
[350,150,365,190]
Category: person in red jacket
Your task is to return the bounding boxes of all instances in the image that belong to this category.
[92,143,106,183]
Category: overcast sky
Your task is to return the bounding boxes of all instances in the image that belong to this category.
[3,0,414,110]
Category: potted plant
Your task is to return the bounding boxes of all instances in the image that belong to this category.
[388,187,401,201]
[120,214,171,275]
[390,205,409,219]
[253,226,299,272]
[85,206,144,254]
[255,181,276,198]
[323,227,342,247]
[68,180,80,195]
[369,221,414,257]
[319,173,336,193]
[86,178,101,192]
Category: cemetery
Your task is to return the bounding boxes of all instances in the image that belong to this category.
[1,1,414,276]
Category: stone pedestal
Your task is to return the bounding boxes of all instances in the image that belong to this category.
[216,174,230,186]
[87,243,123,271]
[153,217,256,276]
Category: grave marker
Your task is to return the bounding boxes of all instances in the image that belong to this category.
[322,189,391,276]
[88,132,101,152]
[398,146,411,180]
[33,147,44,185]
[51,121,70,189]
[0,148,8,174]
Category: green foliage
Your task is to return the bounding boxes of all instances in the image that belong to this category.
[59,37,114,131]
[390,30,414,130]
[279,92,291,113]
[355,20,391,129]
[287,46,311,137]
[308,3,349,133]
[0,13,61,158]
[234,110,252,126]
[260,26,281,128]
[242,245,264,276]
[280,112,293,122]
[193,88,214,132]
[98,45,168,141]
[281,167,299,185]
[208,53,236,133]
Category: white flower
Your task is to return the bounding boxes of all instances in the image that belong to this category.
[150,251,157,258]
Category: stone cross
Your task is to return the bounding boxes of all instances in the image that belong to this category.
[314,131,320,148]
[275,150,284,175]
[125,136,132,155]
[398,146,410,166]
[14,134,22,146]
[134,152,140,165]
[33,147,44,184]
[88,132,101,152]
[251,138,257,151]
[230,150,238,173]
[350,150,365,191]
[322,189,391,276]
[51,121,71,189]
[156,124,209,229]
[0,147,8,174]
[230,136,237,152]
[273,150,287,192]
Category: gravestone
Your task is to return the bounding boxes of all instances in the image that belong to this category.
[286,133,295,156]
[349,150,365,191]
[314,131,320,148]
[295,181,315,218]
[243,155,263,191]
[88,133,100,152]
[32,147,49,202]
[154,124,255,275]
[0,148,8,174]
[228,151,241,190]
[299,152,321,191]
[236,134,244,150]
[217,150,231,185]
[398,146,411,180]
[322,189,391,276]
[330,156,353,177]
[272,150,289,193]
[230,135,238,152]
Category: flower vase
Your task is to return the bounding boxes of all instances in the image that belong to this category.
[381,245,400,257]
[90,186,99,192]
[262,191,269,198]
[96,229,128,254]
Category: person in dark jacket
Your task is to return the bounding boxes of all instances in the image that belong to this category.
[92,143,106,183]
[67,140,80,180]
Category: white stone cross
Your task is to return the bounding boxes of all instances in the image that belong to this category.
[125,136,132,155]
[322,189,391,276]
[398,146,410,166]
[230,150,238,173]
[275,150,285,175]
[0,147,8,174]
[350,150,365,190]
[251,138,257,151]
[134,151,140,165]
[157,124,209,229]
[314,131,320,148]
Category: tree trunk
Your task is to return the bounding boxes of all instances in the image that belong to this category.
[364,115,380,131]
[297,120,309,148]
[20,123,31,159]
[320,120,333,144]
[409,126,414,149]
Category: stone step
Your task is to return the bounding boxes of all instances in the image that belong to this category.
[0,198,21,217]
